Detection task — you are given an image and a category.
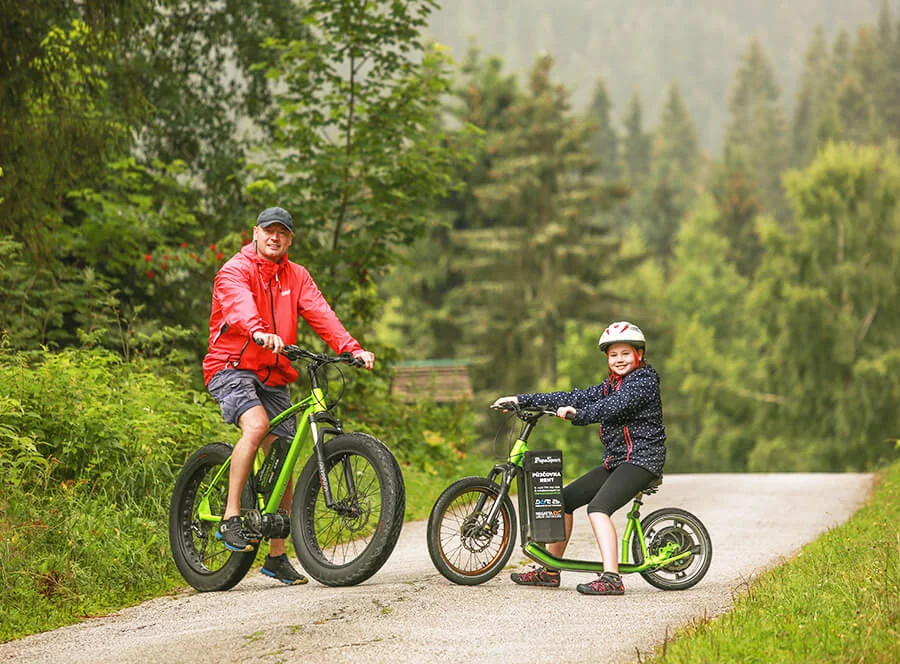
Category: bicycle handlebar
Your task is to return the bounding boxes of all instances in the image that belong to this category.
[281,345,364,368]
[490,402,575,421]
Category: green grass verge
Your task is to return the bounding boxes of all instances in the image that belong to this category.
[648,461,900,664]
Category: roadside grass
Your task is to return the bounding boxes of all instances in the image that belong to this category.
[648,460,900,664]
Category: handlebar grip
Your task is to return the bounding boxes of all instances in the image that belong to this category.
[339,352,364,367]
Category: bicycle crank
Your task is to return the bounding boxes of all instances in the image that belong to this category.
[245,509,291,540]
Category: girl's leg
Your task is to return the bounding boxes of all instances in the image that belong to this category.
[511,465,609,586]
[545,512,573,558]
[553,465,612,559]
[588,512,620,573]
[585,463,657,573]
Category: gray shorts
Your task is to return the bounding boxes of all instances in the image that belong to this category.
[207,369,297,439]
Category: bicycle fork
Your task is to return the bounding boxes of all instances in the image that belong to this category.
[310,412,361,516]
[467,464,517,537]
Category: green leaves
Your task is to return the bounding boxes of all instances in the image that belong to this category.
[248,0,473,335]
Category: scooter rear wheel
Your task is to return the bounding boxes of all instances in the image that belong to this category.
[631,507,712,590]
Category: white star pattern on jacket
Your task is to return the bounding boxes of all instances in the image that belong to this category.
[517,365,666,475]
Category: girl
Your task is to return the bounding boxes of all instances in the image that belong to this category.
[492,321,666,595]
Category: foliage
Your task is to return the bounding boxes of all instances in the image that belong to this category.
[724,38,791,219]
[428,0,898,153]
[449,54,631,392]
[635,83,702,266]
[621,91,652,186]
[660,196,759,472]
[0,346,234,639]
[245,0,476,336]
[745,142,900,471]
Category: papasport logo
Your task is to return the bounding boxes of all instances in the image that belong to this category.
[533,455,560,464]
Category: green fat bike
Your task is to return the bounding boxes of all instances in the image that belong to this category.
[427,403,711,589]
[169,346,405,591]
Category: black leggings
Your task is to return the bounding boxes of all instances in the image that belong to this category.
[562,463,658,516]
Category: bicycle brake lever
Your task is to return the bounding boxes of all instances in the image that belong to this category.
[339,352,364,367]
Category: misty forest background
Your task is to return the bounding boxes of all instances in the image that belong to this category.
[2,0,900,506]
[2,0,900,632]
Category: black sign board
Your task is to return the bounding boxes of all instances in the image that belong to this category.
[523,450,566,543]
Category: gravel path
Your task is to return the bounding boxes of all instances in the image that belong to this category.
[0,473,872,664]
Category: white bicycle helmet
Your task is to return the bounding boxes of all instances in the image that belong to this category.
[598,321,646,352]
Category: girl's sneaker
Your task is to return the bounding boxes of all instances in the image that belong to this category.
[510,565,561,587]
[576,571,624,595]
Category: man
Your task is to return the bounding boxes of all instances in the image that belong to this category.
[202,206,375,585]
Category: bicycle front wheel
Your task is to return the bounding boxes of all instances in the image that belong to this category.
[426,476,517,585]
[292,433,405,586]
[168,442,258,592]
[631,507,712,591]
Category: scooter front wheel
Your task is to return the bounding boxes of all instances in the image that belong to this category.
[427,476,517,585]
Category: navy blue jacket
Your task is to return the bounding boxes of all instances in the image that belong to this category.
[518,365,666,476]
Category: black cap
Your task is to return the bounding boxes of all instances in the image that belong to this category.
[256,207,294,232]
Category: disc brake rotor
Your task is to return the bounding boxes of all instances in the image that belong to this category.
[649,525,694,572]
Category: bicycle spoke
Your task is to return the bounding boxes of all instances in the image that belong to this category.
[309,451,383,565]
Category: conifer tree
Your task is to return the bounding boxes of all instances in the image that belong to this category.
[455,54,628,392]
[661,195,757,471]
[636,82,700,266]
[378,44,513,359]
[586,78,620,180]
[709,147,763,277]
[621,90,652,186]
[746,143,900,471]
[724,38,790,219]
[792,25,832,165]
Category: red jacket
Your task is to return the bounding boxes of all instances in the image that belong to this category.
[202,244,361,386]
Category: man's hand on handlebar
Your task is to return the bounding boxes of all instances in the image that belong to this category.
[253,332,285,355]
[352,349,375,370]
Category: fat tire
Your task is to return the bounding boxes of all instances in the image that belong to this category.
[631,507,712,591]
[426,476,517,586]
[168,442,258,592]
[292,433,405,587]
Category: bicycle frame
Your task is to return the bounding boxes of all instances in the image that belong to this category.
[481,413,693,575]
[196,354,354,525]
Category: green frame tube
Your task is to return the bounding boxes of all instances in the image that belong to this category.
[197,387,328,522]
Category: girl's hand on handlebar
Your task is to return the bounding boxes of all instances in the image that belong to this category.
[556,406,576,421]
[491,396,519,411]
[352,349,375,370]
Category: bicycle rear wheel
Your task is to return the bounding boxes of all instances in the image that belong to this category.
[292,433,405,586]
[168,442,258,592]
[630,507,712,590]
[426,476,517,585]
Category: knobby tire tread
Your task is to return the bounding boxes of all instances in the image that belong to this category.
[291,433,405,587]
[168,442,258,592]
